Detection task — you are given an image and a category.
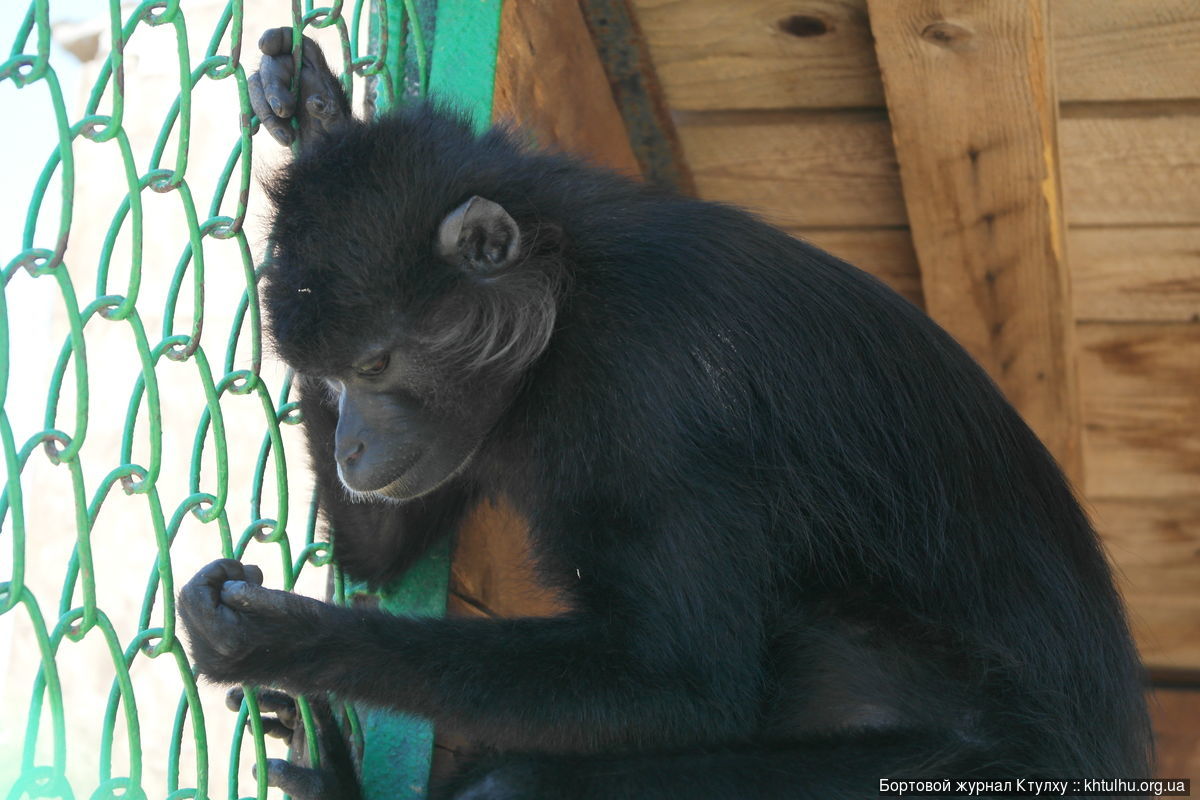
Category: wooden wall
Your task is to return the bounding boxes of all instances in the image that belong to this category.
[632,0,1200,676]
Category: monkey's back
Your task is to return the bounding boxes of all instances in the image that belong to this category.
[503,181,1150,775]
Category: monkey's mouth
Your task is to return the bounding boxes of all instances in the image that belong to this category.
[338,447,424,495]
[378,445,479,503]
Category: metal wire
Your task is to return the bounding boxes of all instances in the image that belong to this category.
[0,1,433,797]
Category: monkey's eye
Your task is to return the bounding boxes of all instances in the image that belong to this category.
[355,353,391,377]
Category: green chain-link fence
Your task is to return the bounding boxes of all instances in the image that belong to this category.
[1,2,500,797]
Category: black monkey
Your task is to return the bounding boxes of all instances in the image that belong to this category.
[179,28,1151,800]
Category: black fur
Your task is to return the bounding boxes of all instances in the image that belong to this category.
[193,105,1151,799]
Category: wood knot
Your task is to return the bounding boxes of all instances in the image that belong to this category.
[920,20,975,51]
[778,14,832,38]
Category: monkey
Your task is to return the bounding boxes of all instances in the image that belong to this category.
[178,27,1151,800]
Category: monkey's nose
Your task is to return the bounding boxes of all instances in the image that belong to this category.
[336,439,365,468]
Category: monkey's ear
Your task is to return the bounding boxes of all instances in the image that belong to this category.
[436,196,521,273]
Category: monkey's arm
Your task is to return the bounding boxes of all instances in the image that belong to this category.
[178,559,757,752]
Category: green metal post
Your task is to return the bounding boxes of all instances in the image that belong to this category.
[1,1,502,798]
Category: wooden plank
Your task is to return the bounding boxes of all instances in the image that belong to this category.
[676,112,1200,234]
[1061,114,1200,226]
[1148,688,1200,778]
[630,0,885,110]
[1094,499,1200,671]
[1133,599,1200,675]
[492,0,641,175]
[1070,227,1200,323]
[1053,0,1200,103]
[791,228,924,307]
[1084,393,1200,499]
[677,110,906,227]
[1078,323,1200,499]
[674,111,1200,230]
[867,0,1082,481]
[631,0,1200,110]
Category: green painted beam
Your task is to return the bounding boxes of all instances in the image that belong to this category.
[353,2,503,797]
[428,0,503,133]
[355,537,452,800]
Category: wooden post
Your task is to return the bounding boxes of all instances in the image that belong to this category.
[492,0,641,175]
[866,0,1082,483]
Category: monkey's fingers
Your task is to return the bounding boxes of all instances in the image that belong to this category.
[254,759,343,800]
[196,558,252,586]
[220,580,294,614]
[257,53,297,120]
[242,564,264,585]
[257,689,297,715]
[259,695,300,732]
[252,28,349,149]
[252,27,302,134]
[298,38,351,136]
[226,688,299,740]
[258,30,342,117]
[226,687,297,717]
[181,559,253,612]
[225,686,246,711]
[257,717,294,740]
[248,72,294,146]
[258,26,293,57]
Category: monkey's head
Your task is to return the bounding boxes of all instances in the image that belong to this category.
[260,111,563,502]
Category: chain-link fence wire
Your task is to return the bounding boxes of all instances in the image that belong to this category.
[0,2,446,797]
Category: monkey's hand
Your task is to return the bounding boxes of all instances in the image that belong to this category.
[227,687,362,800]
[249,27,352,149]
[178,558,327,685]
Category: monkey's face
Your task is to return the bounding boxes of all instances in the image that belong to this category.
[265,172,563,503]
[279,193,552,503]
[321,342,502,502]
